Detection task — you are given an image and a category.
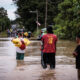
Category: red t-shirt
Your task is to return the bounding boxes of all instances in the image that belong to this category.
[41,34,57,53]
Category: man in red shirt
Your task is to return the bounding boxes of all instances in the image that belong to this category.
[41,26,57,69]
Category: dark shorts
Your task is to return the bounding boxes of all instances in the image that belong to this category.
[41,53,55,68]
[16,52,24,60]
[76,55,80,69]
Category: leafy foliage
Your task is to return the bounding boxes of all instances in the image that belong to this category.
[54,0,80,39]
[13,0,63,32]
[0,7,11,32]
[13,0,80,39]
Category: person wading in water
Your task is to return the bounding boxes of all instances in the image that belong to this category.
[41,26,58,69]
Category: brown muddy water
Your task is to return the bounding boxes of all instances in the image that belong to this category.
[0,39,78,80]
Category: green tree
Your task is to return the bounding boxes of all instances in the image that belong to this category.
[54,0,80,39]
[13,0,63,32]
[0,7,11,32]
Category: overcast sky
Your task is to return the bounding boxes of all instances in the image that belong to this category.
[0,0,17,20]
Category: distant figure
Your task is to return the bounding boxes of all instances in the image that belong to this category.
[10,29,13,37]
[41,26,58,69]
[73,34,80,80]
[12,29,17,37]
[28,31,31,38]
[7,29,11,37]
[14,29,17,37]
[38,30,45,40]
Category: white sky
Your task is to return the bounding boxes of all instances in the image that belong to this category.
[0,0,17,20]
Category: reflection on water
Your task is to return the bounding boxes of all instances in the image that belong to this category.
[17,60,25,67]
[0,39,78,80]
[0,40,16,80]
[39,70,56,80]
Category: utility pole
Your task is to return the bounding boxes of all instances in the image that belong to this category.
[36,10,38,34]
[30,10,38,34]
[45,0,48,28]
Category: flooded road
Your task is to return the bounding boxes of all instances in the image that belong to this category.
[0,39,78,80]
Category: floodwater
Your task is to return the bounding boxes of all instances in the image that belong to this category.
[0,38,78,80]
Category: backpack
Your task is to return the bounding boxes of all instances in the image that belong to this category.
[19,40,26,50]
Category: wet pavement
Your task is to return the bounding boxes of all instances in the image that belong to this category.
[0,39,78,80]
